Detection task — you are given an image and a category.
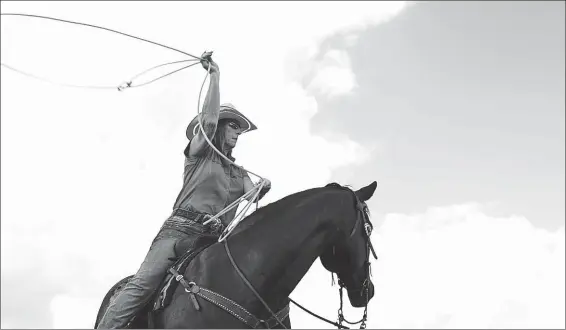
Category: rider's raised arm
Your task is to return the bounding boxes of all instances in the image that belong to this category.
[187,55,220,158]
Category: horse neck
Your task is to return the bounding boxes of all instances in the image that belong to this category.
[229,188,353,302]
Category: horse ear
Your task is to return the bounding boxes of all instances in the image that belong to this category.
[355,181,377,202]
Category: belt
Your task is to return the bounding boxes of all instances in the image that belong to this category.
[172,208,212,224]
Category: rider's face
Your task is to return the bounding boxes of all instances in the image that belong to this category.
[223,121,243,149]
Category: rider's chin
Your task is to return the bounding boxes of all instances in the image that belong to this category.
[347,281,375,308]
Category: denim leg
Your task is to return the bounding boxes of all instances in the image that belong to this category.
[97,238,178,329]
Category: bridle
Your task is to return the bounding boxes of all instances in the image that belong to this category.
[335,222,373,329]
[326,183,377,329]
[223,183,377,329]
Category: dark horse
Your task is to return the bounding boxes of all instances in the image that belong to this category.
[95,181,377,328]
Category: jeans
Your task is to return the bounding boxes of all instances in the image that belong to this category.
[97,214,218,329]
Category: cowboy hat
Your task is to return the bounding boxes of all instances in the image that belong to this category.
[186,103,257,140]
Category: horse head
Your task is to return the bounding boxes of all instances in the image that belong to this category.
[320,181,377,308]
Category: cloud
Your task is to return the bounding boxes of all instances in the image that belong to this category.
[307,49,357,98]
[369,203,565,329]
[50,295,101,329]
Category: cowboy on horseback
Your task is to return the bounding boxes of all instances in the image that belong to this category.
[96,53,271,329]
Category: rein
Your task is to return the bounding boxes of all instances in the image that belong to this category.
[224,239,288,328]
[219,184,375,329]
[288,299,350,329]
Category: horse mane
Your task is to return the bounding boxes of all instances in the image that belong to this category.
[228,186,325,237]
[225,182,368,240]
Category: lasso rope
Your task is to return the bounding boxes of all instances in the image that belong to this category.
[0,13,202,59]
[1,13,203,90]
[1,60,200,91]
[0,62,118,90]
[118,60,201,91]
[1,12,267,241]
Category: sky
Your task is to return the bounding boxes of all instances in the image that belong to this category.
[1,1,564,329]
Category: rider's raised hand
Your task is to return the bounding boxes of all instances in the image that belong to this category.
[200,51,219,74]
[262,179,271,191]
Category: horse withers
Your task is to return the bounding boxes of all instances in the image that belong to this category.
[95,181,378,329]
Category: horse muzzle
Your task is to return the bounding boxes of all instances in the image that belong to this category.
[347,281,374,307]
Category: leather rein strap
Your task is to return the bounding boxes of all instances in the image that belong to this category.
[169,267,289,328]
[224,239,288,328]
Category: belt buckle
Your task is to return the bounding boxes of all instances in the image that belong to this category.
[206,215,223,233]
[199,213,211,223]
